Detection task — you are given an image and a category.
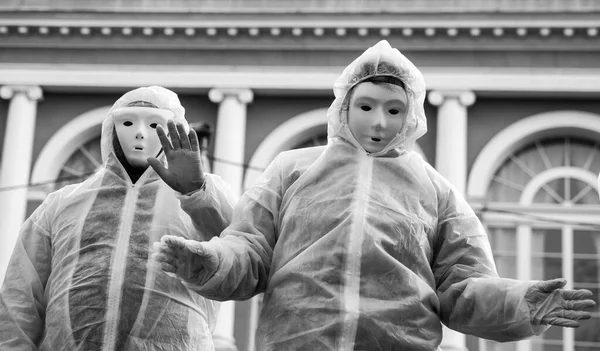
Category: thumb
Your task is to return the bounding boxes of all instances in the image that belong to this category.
[537,278,567,293]
[147,157,169,180]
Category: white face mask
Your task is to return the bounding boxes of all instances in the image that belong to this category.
[347,82,408,153]
[112,107,173,167]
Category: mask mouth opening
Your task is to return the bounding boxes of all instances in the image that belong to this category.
[134,146,144,150]
[371,137,382,142]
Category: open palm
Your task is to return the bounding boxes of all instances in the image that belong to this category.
[152,235,219,283]
[148,120,206,194]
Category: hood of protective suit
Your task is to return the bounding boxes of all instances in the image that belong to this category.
[102,85,187,165]
[327,40,427,156]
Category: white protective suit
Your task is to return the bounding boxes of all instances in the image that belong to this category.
[0,86,236,350]
[182,41,549,350]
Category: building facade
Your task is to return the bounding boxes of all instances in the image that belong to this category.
[1,1,599,350]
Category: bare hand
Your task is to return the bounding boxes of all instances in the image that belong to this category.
[526,278,596,328]
[151,235,219,283]
[148,120,205,194]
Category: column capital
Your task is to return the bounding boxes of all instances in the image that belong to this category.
[208,88,253,105]
[0,85,43,101]
[427,90,475,107]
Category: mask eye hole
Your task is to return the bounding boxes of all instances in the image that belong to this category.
[360,105,371,112]
[150,123,158,129]
[123,121,133,127]
[389,109,399,115]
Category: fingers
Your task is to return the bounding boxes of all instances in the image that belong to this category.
[165,121,194,150]
[537,278,567,293]
[161,235,187,250]
[189,129,200,152]
[562,289,594,300]
[564,298,597,310]
[150,241,178,273]
[562,309,592,320]
[176,123,191,150]
[155,125,173,153]
[147,157,169,180]
[167,121,181,149]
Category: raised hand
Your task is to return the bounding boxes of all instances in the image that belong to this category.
[526,278,596,328]
[151,235,220,283]
[148,120,206,194]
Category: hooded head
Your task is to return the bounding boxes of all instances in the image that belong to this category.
[327,40,427,156]
[101,86,187,172]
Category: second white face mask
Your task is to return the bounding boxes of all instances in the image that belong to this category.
[112,107,173,168]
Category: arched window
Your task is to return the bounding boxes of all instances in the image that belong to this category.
[54,137,103,190]
[29,107,107,201]
[469,112,600,351]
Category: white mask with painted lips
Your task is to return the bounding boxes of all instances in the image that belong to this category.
[112,106,173,168]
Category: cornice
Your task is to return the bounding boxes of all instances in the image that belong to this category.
[0,22,598,40]
[1,64,600,96]
[1,0,599,14]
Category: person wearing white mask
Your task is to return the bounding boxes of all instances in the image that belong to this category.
[152,42,596,350]
[0,86,236,351]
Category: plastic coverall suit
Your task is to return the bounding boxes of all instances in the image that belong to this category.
[0,86,236,351]
[180,40,551,350]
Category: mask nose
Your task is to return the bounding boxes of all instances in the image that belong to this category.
[135,129,145,140]
[374,110,387,130]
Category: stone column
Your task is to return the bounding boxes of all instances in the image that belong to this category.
[428,90,476,351]
[0,85,43,286]
[208,88,253,351]
[428,90,475,195]
[209,88,253,197]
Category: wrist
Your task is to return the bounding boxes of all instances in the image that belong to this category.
[182,177,206,195]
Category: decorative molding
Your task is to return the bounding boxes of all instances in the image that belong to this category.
[208,88,254,104]
[1,0,599,14]
[427,90,475,107]
[0,85,43,101]
[0,20,599,40]
[2,64,600,95]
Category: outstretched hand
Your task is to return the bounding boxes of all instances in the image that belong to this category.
[526,278,596,328]
[151,235,220,282]
[148,120,206,194]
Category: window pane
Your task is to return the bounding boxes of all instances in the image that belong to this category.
[56,138,102,190]
[575,347,600,351]
[531,229,562,281]
[571,179,600,205]
[532,229,561,254]
[533,179,562,204]
[575,315,600,346]
[488,227,516,279]
[488,227,516,251]
[574,230,600,255]
[574,230,600,285]
[574,259,600,284]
